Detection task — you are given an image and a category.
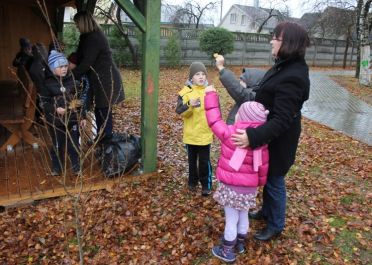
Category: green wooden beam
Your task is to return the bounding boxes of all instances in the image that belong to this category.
[140,0,160,173]
[114,0,146,33]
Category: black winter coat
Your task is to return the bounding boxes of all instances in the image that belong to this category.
[72,30,124,108]
[246,56,310,177]
[40,73,80,127]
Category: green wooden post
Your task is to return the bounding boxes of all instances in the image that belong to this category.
[140,0,160,172]
[115,0,146,32]
[114,0,160,173]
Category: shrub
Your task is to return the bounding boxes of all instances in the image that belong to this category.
[165,31,181,67]
[199,27,234,57]
[108,26,133,67]
[62,23,79,56]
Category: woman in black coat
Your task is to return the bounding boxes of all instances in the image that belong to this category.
[72,11,125,140]
[215,22,310,241]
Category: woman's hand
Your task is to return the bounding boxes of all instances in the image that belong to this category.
[205,85,216,93]
[231,129,250,148]
[214,54,225,71]
[56,107,66,116]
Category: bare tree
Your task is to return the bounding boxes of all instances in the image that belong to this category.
[357,0,372,84]
[95,0,139,66]
[253,0,289,33]
[164,1,218,28]
[256,7,289,33]
[317,6,356,68]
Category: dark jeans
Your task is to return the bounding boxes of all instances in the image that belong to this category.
[95,107,113,140]
[49,123,80,172]
[186,144,212,190]
[262,175,286,232]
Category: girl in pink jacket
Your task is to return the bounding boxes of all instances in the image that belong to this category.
[204,87,269,263]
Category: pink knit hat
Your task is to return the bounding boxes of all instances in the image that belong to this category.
[237,101,269,122]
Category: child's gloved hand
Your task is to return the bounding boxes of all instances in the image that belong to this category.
[189,98,201,107]
[214,53,225,71]
[205,85,216,93]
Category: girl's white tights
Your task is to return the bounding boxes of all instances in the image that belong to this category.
[224,206,249,241]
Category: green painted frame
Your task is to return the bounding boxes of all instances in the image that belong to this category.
[114,0,160,173]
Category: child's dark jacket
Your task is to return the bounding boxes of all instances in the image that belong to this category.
[40,72,80,127]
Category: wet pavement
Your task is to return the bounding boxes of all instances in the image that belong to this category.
[302,70,372,146]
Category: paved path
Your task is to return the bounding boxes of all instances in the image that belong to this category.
[303,70,372,146]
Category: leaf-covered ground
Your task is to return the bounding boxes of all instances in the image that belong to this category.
[329,75,372,105]
[0,67,371,265]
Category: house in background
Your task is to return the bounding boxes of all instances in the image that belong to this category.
[298,12,322,37]
[218,4,283,33]
[119,4,214,28]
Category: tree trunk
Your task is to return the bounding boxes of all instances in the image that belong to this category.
[355,0,363,78]
[115,8,138,66]
[343,37,350,69]
[358,0,372,85]
[257,16,272,33]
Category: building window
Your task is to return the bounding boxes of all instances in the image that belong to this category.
[230,13,237,24]
[241,15,247,25]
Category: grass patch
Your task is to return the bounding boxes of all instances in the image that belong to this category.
[68,238,78,245]
[328,216,346,228]
[85,244,100,256]
[310,253,330,264]
[307,165,322,176]
[123,74,141,99]
[186,211,196,220]
[340,193,362,205]
[192,253,213,265]
[334,230,358,260]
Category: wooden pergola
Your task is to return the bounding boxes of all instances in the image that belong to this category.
[0,0,160,173]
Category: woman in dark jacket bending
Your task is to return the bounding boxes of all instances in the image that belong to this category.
[215,22,310,241]
[72,11,124,140]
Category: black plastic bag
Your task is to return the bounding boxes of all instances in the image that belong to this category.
[96,132,141,177]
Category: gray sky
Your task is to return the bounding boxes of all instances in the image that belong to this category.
[163,0,313,25]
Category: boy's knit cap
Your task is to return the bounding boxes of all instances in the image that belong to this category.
[48,50,68,72]
[237,101,269,122]
[189,62,207,79]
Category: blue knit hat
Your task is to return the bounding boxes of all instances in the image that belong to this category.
[48,50,68,72]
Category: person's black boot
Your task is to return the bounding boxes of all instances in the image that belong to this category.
[248,209,266,220]
[254,227,281,241]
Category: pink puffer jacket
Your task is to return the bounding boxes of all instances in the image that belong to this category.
[205,91,269,187]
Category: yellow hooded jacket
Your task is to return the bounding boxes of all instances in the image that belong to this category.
[176,85,213,145]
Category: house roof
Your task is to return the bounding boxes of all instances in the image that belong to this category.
[298,12,321,31]
[220,4,281,29]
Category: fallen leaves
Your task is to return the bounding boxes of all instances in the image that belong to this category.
[0,67,371,264]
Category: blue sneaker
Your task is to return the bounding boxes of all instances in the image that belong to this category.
[212,244,236,263]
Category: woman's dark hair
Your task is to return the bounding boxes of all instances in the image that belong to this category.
[273,22,310,59]
[73,11,101,34]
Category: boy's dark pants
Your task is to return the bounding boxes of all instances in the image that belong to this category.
[48,123,80,172]
[186,144,212,190]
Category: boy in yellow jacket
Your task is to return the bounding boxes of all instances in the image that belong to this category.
[176,62,213,196]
